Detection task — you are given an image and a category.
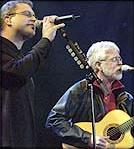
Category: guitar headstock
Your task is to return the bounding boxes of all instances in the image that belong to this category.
[65,42,89,70]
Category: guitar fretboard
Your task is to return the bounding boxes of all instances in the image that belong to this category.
[119,117,134,133]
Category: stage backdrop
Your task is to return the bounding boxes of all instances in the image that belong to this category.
[0,1,134,148]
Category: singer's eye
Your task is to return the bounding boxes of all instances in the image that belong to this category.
[100,56,122,63]
[20,11,36,18]
[8,11,37,19]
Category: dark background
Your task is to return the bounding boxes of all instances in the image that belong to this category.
[1,0,134,148]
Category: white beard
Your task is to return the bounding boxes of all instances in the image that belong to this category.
[113,73,122,80]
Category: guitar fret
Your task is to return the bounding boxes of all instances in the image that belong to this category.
[118,118,134,133]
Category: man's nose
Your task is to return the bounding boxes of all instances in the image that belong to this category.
[30,15,37,22]
[118,59,123,65]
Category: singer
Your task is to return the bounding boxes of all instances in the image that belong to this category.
[46,41,134,148]
[0,0,65,148]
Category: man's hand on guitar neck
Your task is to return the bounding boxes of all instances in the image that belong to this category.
[88,134,108,149]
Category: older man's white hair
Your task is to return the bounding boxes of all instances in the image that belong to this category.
[86,41,120,71]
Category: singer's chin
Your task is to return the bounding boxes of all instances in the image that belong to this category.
[27,26,36,37]
[114,73,123,80]
[22,30,35,40]
[30,28,36,37]
[28,32,36,38]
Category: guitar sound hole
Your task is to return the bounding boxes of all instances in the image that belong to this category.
[107,127,121,141]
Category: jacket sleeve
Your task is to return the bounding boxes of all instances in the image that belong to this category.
[45,82,91,148]
[1,38,51,88]
[2,38,51,78]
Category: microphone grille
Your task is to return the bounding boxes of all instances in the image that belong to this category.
[35,20,42,28]
[122,65,129,71]
[122,64,134,71]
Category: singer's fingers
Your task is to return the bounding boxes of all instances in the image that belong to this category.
[42,15,58,23]
[49,15,58,23]
[103,136,110,140]
[53,23,65,30]
[42,16,48,23]
[42,16,51,24]
[99,137,108,144]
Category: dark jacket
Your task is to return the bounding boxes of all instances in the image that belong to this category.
[45,79,134,148]
[0,36,51,148]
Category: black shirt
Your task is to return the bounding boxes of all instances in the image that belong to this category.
[0,36,51,148]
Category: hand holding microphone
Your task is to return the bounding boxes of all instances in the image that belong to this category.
[35,14,80,27]
[39,15,65,42]
[35,14,80,42]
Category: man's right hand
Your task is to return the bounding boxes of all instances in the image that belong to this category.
[42,16,65,42]
[88,134,108,149]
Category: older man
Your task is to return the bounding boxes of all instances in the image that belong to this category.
[46,41,134,149]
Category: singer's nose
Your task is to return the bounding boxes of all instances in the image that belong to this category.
[31,15,37,22]
[35,20,42,28]
[119,60,123,65]
[116,57,123,65]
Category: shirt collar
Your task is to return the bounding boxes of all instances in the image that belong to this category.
[93,79,124,92]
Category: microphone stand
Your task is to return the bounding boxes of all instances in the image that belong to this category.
[60,28,109,149]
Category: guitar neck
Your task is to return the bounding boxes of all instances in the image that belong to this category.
[119,117,134,133]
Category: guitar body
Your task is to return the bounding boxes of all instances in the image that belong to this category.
[62,109,134,149]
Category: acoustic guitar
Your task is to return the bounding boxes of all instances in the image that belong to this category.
[62,109,134,149]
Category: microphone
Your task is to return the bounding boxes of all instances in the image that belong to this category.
[122,64,134,71]
[35,14,80,27]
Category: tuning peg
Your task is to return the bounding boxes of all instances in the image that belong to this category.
[86,65,89,69]
[71,52,75,57]
[80,64,84,69]
[66,45,70,49]
[77,60,81,65]
[74,56,78,61]
[66,45,73,53]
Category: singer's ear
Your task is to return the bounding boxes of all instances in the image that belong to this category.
[3,15,12,26]
[95,61,103,72]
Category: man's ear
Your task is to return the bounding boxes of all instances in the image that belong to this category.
[3,15,12,26]
[95,61,103,71]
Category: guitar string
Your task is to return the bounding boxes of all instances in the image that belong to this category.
[107,118,134,137]
[107,120,133,137]
[118,118,134,133]
[107,119,133,136]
